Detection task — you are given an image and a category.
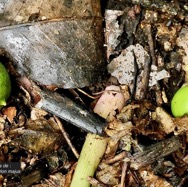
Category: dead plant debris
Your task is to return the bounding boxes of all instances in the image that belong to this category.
[0,0,187,187]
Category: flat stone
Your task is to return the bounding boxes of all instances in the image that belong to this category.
[0,19,105,88]
[0,0,106,88]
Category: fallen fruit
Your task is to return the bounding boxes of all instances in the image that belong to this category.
[0,63,11,107]
[171,86,188,117]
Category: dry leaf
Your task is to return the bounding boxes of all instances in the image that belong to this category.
[11,118,64,154]
[2,106,17,123]
[151,107,175,134]
[140,169,173,187]
[107,44,150,100]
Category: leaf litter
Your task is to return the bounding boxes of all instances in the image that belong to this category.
[0,0,188,187]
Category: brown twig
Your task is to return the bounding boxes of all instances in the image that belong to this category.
[69,88,85,105]
[105,151,127,164]
[146,24,156,66]
[120,162,128,187]
[77,88,100,99]
[54,115,79,159]
[132,49,151,101]
[77,88,123,99]
[145,23,163,105]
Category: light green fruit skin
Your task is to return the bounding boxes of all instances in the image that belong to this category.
[171,86,188,117]
[0,63,11,107]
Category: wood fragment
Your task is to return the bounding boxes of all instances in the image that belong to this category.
[105,151,127,164]
[146,24,156,66]
[138,52,151,100]
[130,136,182,170]
[120,162,128,187]
[145,23,163,105]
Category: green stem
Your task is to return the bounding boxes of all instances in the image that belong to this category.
[70,133,107,187]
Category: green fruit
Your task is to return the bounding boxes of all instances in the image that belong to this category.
[0,63,11,107]
[171,86,188,117]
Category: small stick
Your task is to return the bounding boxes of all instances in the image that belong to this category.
[135,50,151,101]
[69,88,85,105]
[120,162,128,187]
[130,170,140,184]
[54,115,79,159]
[139,55,151,100]
[125,51,139,104]
[146,24,156,66]
[131,51,139,101]
[77,88,99,99]
[130,136,182,170]
[77,88,122,98]
[145,24,162,105]
[105,151,127,164]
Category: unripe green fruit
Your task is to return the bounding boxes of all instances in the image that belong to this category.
[0,63,11,107]
[171,86,188,117]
